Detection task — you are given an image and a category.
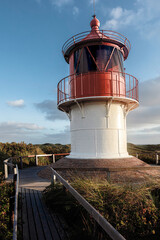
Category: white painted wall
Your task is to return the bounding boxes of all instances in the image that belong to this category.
[68,101,130,159]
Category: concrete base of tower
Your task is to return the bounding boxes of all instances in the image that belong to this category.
[38,157,160,184]
[52,156,147,169]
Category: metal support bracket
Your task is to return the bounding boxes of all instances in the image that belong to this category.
[59,107,71,121]
[105,98,114,118]
[105,98,114,128]
[74,100,85,118]
[123,102,137,118]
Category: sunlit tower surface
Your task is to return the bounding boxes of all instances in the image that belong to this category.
[57,16,139,160]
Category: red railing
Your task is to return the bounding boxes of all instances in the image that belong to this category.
[57,71,139,105]
[62,30,131,57]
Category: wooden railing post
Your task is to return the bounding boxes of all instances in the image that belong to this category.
[51,174,56,185]
[4,160,8,179]
[14,167,17,175]
[35,155,38,166]
[52,154,55,163]
[156,154,159,165]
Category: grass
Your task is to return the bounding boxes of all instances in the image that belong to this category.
[128,143,160,164]
[43,175,160,240]
[43,181,111,240]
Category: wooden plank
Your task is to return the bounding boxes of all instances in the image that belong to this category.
[21,188,30,240]
[29,189,45,240]
[33,190,54,240]
[25,189,37,240]
[37,191,61,240]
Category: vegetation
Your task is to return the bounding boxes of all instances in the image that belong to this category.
[0,142,71,177]
[128,143,160,164]
[0,142,70,239]
[0,141,158,239]
[38,143,71,155]
[0,182,14,240]
[43,182,105,240]
[0,142,70,240]
[0,141,158,176]
[43,177,160,240]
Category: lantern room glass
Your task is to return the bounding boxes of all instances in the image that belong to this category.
[74,45,124,74]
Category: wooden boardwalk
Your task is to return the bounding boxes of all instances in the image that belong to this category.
[18,167,69,240]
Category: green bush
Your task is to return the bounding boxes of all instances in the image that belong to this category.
[43,177,160,240]
[43,183,106,240]
[127,143,160,165]
[39,143,71,155]
[0,182,14,240]
[72,177,160,239]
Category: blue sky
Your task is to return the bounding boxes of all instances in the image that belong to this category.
[0,0,160,144]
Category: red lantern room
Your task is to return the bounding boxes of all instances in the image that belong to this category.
[58,15,138,107]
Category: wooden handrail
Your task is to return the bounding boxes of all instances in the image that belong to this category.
[13,165,19,240]
[50,167,126,240]
[3,158,19,240]
[35,153,69,166]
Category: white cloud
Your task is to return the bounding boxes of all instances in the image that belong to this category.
[0,122,44,131]
[127,76,160,143]
[140,78,160,107]
[136,0,160,19]
[102,0,160,38]
[44,126,70,144]
[50,0,73,8]
[7,99,25,108]
[110,6,123,19]
[35,100,68,121]
[73,6,79,16]
[103,6,140,30]
[0,121,70,144]
[0,122,45,143]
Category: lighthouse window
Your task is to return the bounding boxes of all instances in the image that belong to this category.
[74,45,124,74]
[74,48,97,73]
[88,45,112,71]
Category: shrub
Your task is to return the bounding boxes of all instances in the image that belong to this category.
[43,177,160,240]
[0,182,14,240]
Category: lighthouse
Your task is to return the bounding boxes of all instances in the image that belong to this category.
[57,15,139,160]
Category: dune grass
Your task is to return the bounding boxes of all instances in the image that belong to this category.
[43,175,160,240]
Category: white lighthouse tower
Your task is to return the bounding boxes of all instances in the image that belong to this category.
[57,16,139,160]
